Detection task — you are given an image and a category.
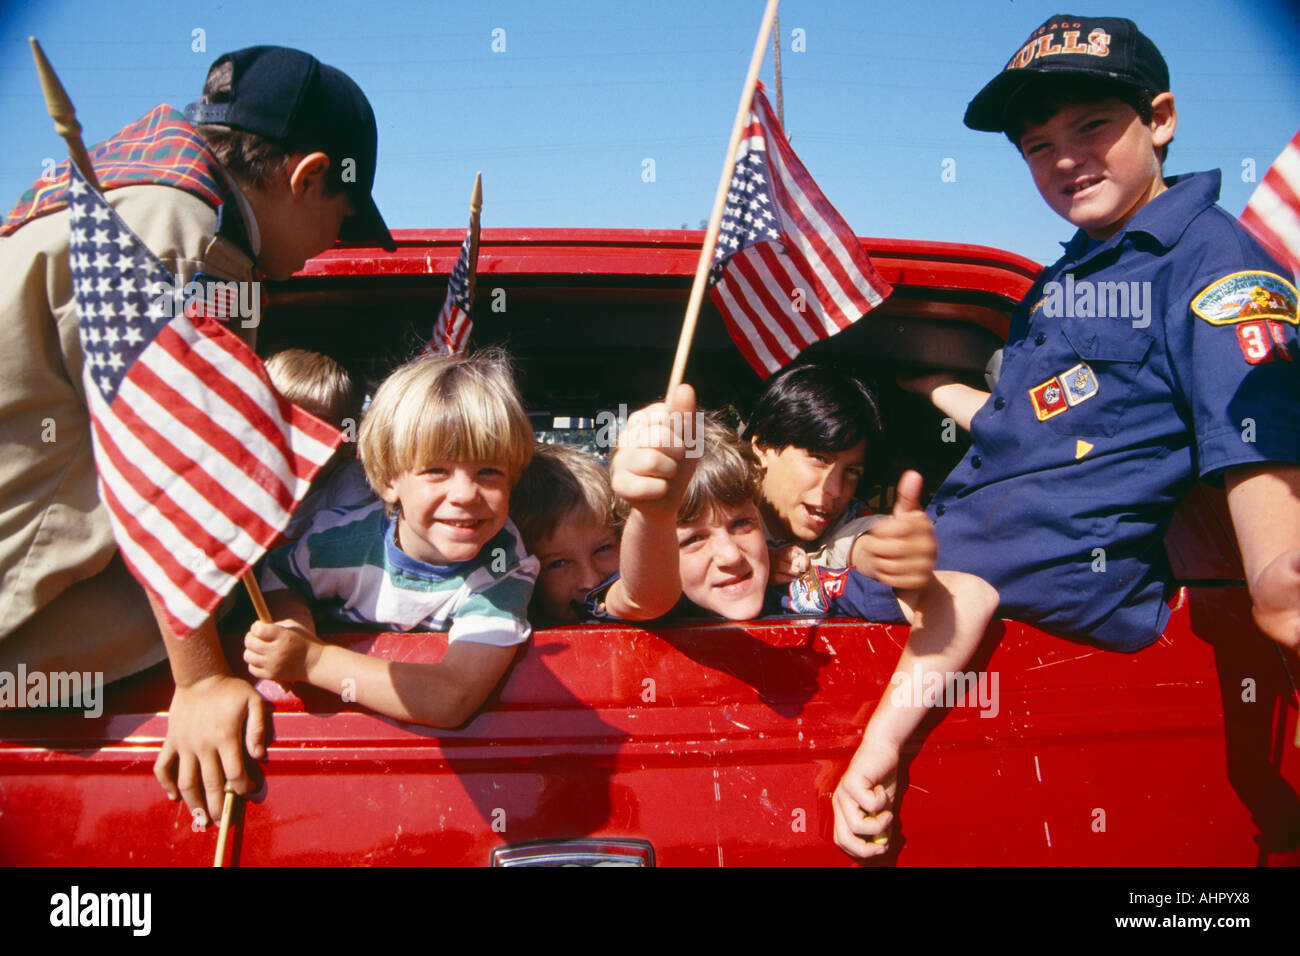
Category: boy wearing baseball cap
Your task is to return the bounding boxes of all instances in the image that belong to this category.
[0,46,391,825]
[833,16,1300,859]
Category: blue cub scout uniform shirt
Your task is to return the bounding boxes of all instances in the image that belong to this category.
[929,170,1300,651]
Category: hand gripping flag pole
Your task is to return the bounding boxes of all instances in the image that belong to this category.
[430,172,483,355]
[665,0,781,398]
[30,38,343,865]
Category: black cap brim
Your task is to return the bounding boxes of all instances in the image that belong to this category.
[339,191,396,251]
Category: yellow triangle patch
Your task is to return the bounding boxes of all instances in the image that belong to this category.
[1075,440,1094,460]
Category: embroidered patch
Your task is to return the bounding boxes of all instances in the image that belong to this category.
[1192,271,1298,326]
[1029,376,1069,421]
[787,568,830,615]
[1075,440,1094,459]
[1237,320,1275,364]
[1059,363,1099,406]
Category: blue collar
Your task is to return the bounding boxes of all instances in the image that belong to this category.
[1060,169,1222,265]
[382,510,470,576]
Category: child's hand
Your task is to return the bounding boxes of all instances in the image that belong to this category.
[769,544,809,585]
[851,470,936,591]
[832,739,899,860]
[1250,548,1300,652]
[610,383,698,518]
[243,619,322,684]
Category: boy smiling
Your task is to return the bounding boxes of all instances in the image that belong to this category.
[244,350,539,728]
[833,15,1300,859]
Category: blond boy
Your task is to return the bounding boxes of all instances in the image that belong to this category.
[242,349,538,727]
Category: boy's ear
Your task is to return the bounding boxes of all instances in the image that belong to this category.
[750,435,772,467]
[1149,92,1177,149]
[287,151,332,198]
[378,480,400,508]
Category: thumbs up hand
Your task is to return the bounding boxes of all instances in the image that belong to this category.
[849,470,936,592]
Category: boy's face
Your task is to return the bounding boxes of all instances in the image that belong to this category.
[531,510,620,623]
[676,500,770,620]
[253,152,355,280]
[381,459,512,565]
[752,440,867,543]
[1017,95,1175,240]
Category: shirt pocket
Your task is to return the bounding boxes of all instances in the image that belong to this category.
[1043,318,1154,438]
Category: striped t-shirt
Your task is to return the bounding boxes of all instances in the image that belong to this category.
[262,501,538,647]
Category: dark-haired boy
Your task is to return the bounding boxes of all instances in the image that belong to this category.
[834,15,1300,859]
[0,46,392,824]
[743,362,936,592]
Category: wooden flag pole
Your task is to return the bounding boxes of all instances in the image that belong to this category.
[665,0,780,399]
[467,171,483,301]
[29,38,101,192]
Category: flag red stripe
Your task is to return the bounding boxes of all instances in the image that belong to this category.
[753,239,845,339]
[711,284,776,376]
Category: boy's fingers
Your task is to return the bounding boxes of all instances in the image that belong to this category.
[152,742,179,800]
[892,470,924,516]
[667,382,696,417]
[246,696,268,760]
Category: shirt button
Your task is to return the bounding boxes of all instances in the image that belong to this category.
[971,455,982,468]
[994,397,1006,410]
[935,503,946,516]
[1034,332,1047,345]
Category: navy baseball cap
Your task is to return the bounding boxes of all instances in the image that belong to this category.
[185,46,395,250]
[964,16,1169,133]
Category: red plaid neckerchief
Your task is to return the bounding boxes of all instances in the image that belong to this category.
[2,104,229,237]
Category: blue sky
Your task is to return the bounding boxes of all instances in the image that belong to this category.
[2,0,1297,266]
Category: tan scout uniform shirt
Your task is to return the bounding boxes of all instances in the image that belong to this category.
[0,184,255,668]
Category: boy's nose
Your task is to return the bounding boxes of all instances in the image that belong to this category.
[446,469,480,502]
[713,534,744,566]
[821,467,845,500]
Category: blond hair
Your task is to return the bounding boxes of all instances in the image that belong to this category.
[358,349,533,499]
[678,413,763,524]
[511,443,621,550]
[264,349,361,428]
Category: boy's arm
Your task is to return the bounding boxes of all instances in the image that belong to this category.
[245,580,523,728]
[152,606,268,826]
[604,384,698,620]
[899,373,989,433]
[1225,463,1300,652]
[301,639,519,728]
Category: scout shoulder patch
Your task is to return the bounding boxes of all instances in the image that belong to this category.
[786,567,849,615]
[1192,271,1298,326]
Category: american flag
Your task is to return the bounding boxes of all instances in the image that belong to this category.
[430,221,478,355]
[67,163,343,637]
[1240,126,1300,278]
[708,87,893,378]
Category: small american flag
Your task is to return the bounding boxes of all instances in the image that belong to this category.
[67,163,342,637]
[430,221,478,356]
[1240,127,1300,278]
[709,86,893,378]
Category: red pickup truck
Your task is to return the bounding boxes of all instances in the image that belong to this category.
[1,228,1297,866]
